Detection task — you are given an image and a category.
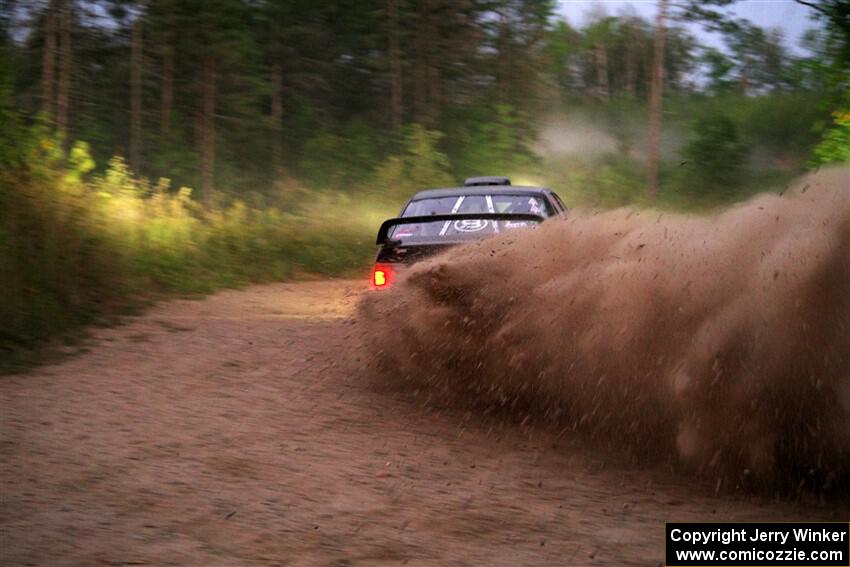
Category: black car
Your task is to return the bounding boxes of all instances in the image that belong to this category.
[371,176,568,288]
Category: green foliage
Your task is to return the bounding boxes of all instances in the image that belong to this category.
[549,154,649,209]
[702,48,736,95]
[663,93,825,167]
[64,141,96,183]
[1,131,124,350]
[679,114,749,194]
[448,105,539,178]
[810,108,850,166]
[731,94,824,158]
[0,123,392,357]
[299,120,385,188]
[372,124,453,198]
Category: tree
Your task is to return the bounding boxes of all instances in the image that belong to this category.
[794,0,850,166]
[543,19,580,100]
[0,0,835,201]
[412,0,438,126]
[702,47,734,94]
[620,16,644,96]
[646,0,668,199]
[40,0,58,117]
[387,0,403,130]
[55,0,71,135]
[198,53,215,200]
[794,0,850,57]
[585,17,613,100]
[489,0,555,108]
[267,9,285,179]
[129,11,142,172]
[582,14,615,101]
[663,25,697,92]
[681,114,748,193]
[156,1,175,137]
[178,0,261,199]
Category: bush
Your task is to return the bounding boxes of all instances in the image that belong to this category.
[299,119,386,188]
[372,124,453,199]
[0,125,393,358]
[448,104,540,177]
[1,137,126,350]
[546,154,649,209]
[678,114,749,196]
[810,107,850,166]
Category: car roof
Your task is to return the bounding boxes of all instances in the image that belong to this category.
[408,185,553,201]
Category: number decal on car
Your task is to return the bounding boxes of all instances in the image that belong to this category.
[452,219,489,232]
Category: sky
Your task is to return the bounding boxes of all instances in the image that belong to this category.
[557,0,818,54]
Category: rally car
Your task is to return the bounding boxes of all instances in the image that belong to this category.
[371,176,568,288]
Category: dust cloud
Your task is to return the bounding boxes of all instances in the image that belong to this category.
[534,117,620,157]
[358,167,850,490]
[533,115,684,161]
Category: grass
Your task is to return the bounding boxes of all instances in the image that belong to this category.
[0,141,398,367]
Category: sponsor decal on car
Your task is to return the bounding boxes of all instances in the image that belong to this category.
[452,219,489,232]
[503,220,529,229]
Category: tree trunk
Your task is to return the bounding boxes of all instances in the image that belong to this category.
[130,16,143,172]
[624,24,638,96]
[160,41,173,137]
[193,74,202,151]
[199,55,216,202]
[40,0,59,117]
[271,61,284,178]
[388,0,402,129]
[738,65,750,94]
[413,0,429,125]
[56,0,71,136]
[594,41,609,100]
[646,0,668,200]
[426,56,440,124]
[497,11,510,104]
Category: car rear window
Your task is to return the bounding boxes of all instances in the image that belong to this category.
[403,194,552,217]
[388,216,542,242]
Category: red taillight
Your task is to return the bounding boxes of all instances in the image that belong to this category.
[372,263,392,289]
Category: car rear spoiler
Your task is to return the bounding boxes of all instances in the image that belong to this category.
[376,213,545,245]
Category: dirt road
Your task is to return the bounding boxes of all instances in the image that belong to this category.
[1,281,846,566]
